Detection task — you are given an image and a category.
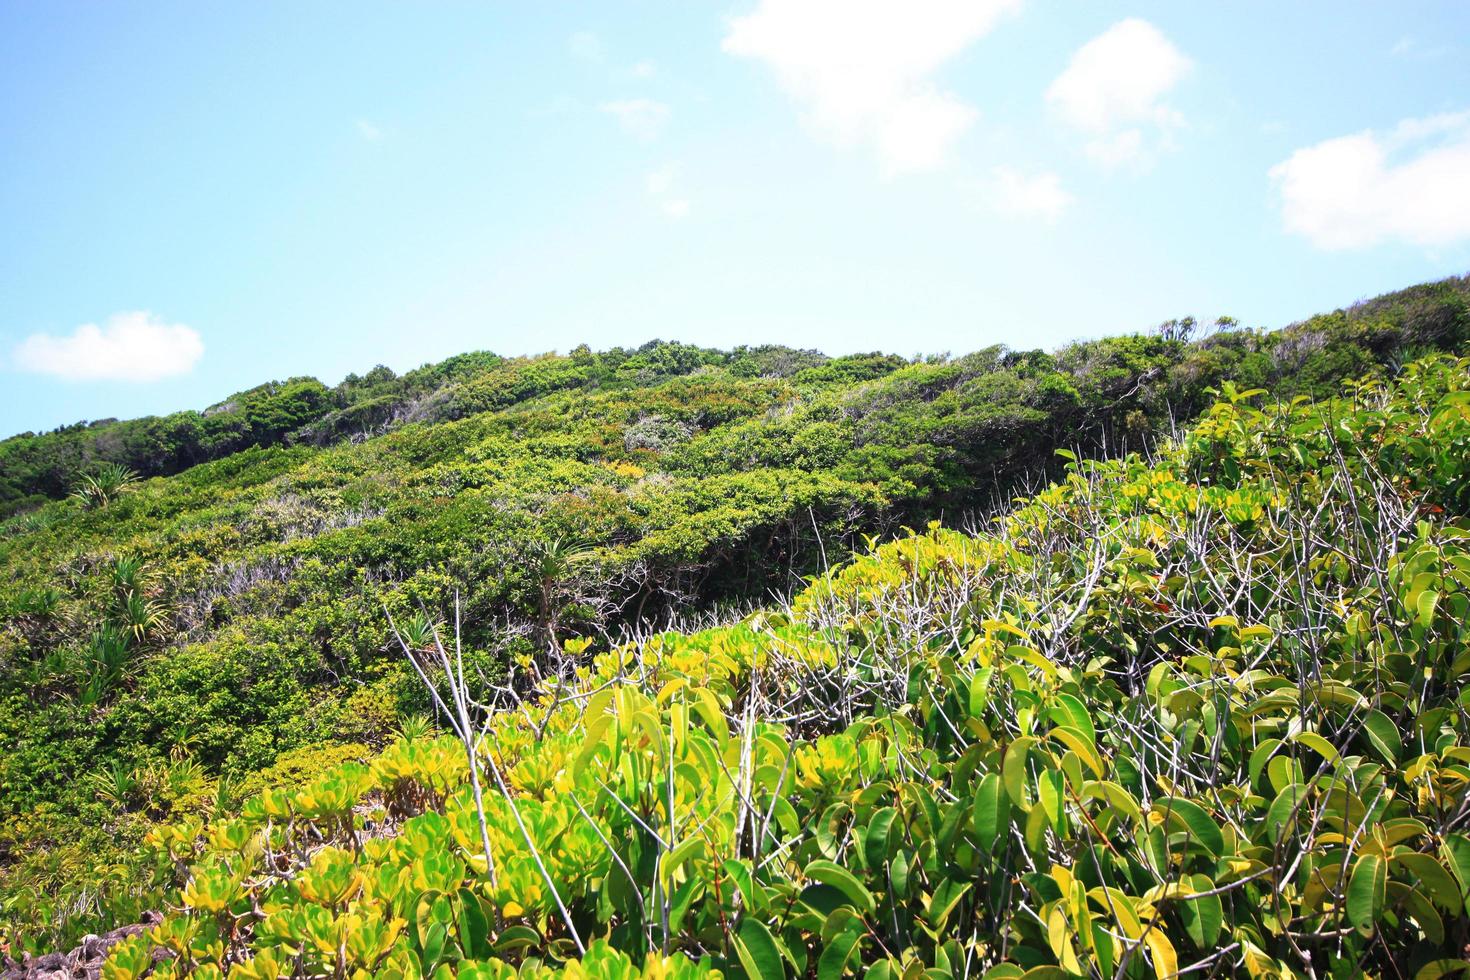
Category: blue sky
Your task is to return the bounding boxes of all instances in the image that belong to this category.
[2,1,1469,438]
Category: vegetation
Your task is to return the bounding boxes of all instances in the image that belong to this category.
[1,276,1469,976]
[2,275,1466,520]
[70,462,142,510]
[74,350,1470,979]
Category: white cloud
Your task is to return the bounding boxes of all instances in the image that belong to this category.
[600,99,671,141]
[722,0,1021,175]
[12,312,204,382]
[646,163,690,219]
[1270,111,1470,250]
[972,166,1073,222]
[645,165,677,196]
[1390,35,1449,60]
[356,119,382,141]
[1046,19,1191,168]
[629,60,657,79]
[568,31,604,62]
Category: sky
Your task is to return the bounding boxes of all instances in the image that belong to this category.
[2,2,1469,438]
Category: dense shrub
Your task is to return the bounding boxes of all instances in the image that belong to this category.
[3,276,1470,961]
[74,352,1470,979]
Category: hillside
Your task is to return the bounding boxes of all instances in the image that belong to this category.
[4,276,1468,520]
[0,276,1469,973]
[54,349,1470,979]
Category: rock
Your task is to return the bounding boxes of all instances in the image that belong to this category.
[0,915,160,980]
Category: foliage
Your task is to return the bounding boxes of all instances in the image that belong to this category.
[2,277,1470,963]
[3,277,1467,519]
[47,351,1470,979]
[71,462,142,510]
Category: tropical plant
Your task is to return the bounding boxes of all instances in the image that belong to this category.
[3,278,1470,955]
[527,535,598,651]
[77,624,131,706]
[83,353,1470,979]
[69,462,141,509]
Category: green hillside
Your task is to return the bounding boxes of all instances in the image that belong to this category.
[2,276,1470,977]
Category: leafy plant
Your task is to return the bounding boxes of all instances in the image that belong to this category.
[77,624,131,706]
[83,353,1470,978]
[70,463,141,510]
[4,279,1470,957]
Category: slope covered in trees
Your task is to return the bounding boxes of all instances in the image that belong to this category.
[3,276,1466,520]
[26,349,1470,980]
[0,277,1468,971]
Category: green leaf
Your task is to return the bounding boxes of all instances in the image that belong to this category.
[1247,738,1283,791]
[864,807,897,870]
[817,803,851,860]
[734,918,786,980]
[972,772,1009,854]
[816,927,862,980]
[968,668,994,720]
[1179,874,1223,949]
[1400,883,1445,945]
[572,713,614,777]
[1293,730,1339,765]
[420,922,447,970]
[1265,782,1308,843]
[1049,727,1105,778]
[493,925,542,952]
[890,848,910,899]
[805,860,876,915]
[1089,920,1115,977]
[1048,694,1095,745]
[1394,852,1462,912]
[414,891,443,950]
[669,877,705,937]
[1419,589,1441,629]
[455,888,489,957]
[723,859,768,916]
[926,877,971,930]
[1443,835,1470,912]
[691,687,729,748]
[1362,709,1402,765]
[661,836,705,884]
[799,883,850,918]
[1038,769,1064,832]
[1347,853,1386,936]
[1150,797,1224,858]
[1002,737,1039,811]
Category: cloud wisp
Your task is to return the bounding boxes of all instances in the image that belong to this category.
[722,0,1022,175]
[568,31,604,63]
[971,166,1073,223]
[646,164,691,219]
[1047,18,1191,169]
[601,98,671,141]
[12,312,205,382]
[1270,111,1470,251]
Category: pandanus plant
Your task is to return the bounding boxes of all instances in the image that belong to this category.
[528,535,596,651]
[396,611,441,653]
[109,553,165,644]
[78,624,130,707]
[69,462,141,510]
